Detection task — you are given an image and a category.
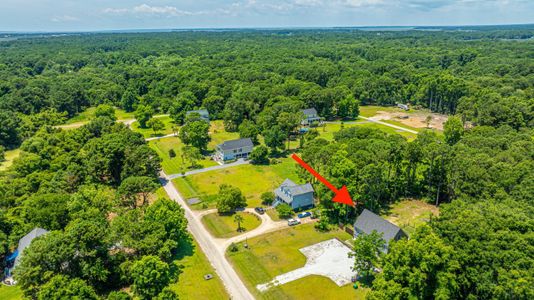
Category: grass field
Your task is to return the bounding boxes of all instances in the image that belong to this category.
[173,157,301,209]
[149,138,218,175]
[0,285,23,300]
[170,239,229,299]
[318,121,418,141]
[131,116,176,138]
[207,120,240,150]
[65,107,135,124]
[0,149,21,171]
[383,199,440,235]
[226,223,368,299]
[202,212,262,238]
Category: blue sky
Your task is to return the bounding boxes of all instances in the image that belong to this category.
[1,0,533,32]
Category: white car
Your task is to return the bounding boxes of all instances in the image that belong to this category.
[287,218,301,226]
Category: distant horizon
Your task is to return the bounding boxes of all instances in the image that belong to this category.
[1,1,533,32]
[2,22,533,35]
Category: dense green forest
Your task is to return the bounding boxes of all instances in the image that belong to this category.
[0,117,186,299]
[1,29,532,149]
[0,28,533,299]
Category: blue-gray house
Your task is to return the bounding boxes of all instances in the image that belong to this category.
[273,179,315,210]
[215,138,254,163]
[4,227,49,282]
[301,108,322,126]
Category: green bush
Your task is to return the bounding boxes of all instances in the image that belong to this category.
[276,203,293,219]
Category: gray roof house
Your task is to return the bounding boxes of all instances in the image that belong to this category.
[354,209,407,251]
[301,108,322,126]
[215,138,254,163]
[273,179,315,210]
[5,228,49,279]
[186,109,210,122]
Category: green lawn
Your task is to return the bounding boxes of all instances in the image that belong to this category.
[0,285,23,300]
[0,148,21,171]
[383,199,440,236]
[226,223,368,299]
[170,239,229,299]
[202,212,262,238]
[149,138,218,175]
[131,116,176,138]
[173,157,301,209]
[207,120,240,150]
[65,107,135,124]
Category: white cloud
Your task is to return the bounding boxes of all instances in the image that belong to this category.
[51,15,78,22]
[103,4,197,17]
[132,4,194,16]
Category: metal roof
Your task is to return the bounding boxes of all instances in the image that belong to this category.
[354,209,405,243]
[14,227,49,267]
[302,108,318,116]
[218,138,253,151]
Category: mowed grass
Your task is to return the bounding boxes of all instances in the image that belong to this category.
[173,157,301,209]
[202,212,262,238]
[383,199,440,236]
[318,121,418,141]
[226,223,368,300]
[0,148,21,171]
[359,105,417,117]
[131,116,176,138]
[170,239,229,299]
[0,285,23,300]
[65,107,135,124]
[149,137,218,175]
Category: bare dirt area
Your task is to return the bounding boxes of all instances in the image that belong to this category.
[369,109,448,131]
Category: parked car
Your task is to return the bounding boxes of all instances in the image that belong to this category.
[298,211,312,219]
[254,207,265,214]
[287,218,301,226]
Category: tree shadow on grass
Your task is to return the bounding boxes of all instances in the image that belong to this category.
[173,235,195,261]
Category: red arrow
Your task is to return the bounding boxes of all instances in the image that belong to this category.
[291,154,354,207]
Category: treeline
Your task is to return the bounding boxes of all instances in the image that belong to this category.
[0,116,187,299]
[1,28,533,148]
[298,121,533,298]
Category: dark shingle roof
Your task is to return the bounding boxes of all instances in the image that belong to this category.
[302,108,318,116]
[354,209,405,244]
[218,138,253,151]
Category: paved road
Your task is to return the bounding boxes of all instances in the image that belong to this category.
[160,173,255,300]
[168,158,250,179]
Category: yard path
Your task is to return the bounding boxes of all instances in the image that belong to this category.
[358,116,419,134]
[160,173,255,300]
[326,116,419,135]
[145,133,178,141]
[167,158,250,179]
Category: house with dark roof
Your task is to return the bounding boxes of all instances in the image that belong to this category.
[353,209,407,252]
[215,138,254,163]
[186,109,210,122]
[273,179,315,210]
[4,228,49,282]
[301,108,322,126]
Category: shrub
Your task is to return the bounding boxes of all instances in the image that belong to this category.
[276,203,293,219]
[261,191,275,205]
[168,149,176,158]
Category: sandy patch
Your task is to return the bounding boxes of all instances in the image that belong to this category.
[370,110,448,131]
